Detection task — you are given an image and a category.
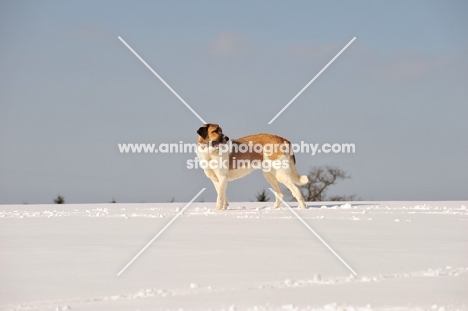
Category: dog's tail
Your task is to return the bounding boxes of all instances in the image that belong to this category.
[289,154,309,185]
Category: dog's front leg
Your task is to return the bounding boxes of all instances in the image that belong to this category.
[212,180,229,210]
[210,178,228,210]
[215,176,228,211]
[204,170,228,210]
[214,147,230,211]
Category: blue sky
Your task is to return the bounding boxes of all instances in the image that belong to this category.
[1,1,467,204]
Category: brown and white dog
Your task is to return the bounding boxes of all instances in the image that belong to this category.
[196,123,308,210]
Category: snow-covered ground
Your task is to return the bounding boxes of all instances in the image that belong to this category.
[1,201,467,311]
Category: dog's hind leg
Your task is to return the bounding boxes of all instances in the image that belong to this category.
[276,173,307,209]
[223,196,229,209]
[263,171,283,208]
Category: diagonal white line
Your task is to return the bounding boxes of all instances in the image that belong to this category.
[268,37,356,124]
[268,188,357,276]
[118,36,206,124]
[117,188,206,276]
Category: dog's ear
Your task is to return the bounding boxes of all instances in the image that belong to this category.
[197,125,209,139]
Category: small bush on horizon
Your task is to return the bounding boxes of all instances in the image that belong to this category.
[54,195,65,204]
[255,189,270,202]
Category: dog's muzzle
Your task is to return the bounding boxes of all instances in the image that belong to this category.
[210,136,229,148]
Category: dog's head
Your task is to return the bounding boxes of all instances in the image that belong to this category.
[197,123,229,147]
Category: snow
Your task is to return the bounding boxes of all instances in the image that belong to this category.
[0,201,467,310]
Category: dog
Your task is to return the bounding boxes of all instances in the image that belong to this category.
[196,123,308,210]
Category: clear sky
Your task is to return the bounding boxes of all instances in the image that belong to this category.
[1,1,467,204]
